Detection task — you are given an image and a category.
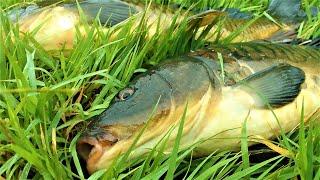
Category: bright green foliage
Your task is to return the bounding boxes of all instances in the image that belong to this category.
[0,0,319,179]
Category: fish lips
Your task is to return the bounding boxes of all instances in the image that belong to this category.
[76,128,118,171]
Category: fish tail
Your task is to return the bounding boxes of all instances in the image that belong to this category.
[267,26,298,43]
[286,38,320,49]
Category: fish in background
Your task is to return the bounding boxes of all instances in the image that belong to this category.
[5,0,317,51]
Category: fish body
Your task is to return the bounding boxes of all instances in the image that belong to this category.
[203,17,293,42]
[6,0,300,51]
[7,0,139,50]
[77,42,320,173]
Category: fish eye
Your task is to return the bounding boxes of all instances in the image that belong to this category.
[117,87,135,101]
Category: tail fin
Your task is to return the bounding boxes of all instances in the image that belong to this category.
[286,38,320,48]
[302,38,320,48]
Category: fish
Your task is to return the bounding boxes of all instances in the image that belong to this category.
[76,42,320,173]
[285,38,320,48]
[5,0,311,51]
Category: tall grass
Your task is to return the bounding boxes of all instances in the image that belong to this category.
[0,0,319,179]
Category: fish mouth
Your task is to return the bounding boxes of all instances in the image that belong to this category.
[77,133,118,173]
[77,136,103,162]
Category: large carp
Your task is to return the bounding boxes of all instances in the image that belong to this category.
[77,42,320,173]
[5,0,312,51]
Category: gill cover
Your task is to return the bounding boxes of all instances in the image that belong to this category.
[77,57,215,170]
[85,57,214,128]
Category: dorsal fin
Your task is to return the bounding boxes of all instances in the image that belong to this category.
[187,10,227,28]
[36,0,71,7]
[7,5,40,22]
[67,0,138,27]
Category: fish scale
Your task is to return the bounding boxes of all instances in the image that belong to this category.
[77,42,320,173]
[209,43,320,63]
[5,0,319,174]
[6,0,306,52]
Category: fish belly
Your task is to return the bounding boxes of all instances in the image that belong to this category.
[194,74,320,155]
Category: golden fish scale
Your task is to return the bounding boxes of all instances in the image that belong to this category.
[193,43,320,154]
[15,2,186,51]
[87,86,212,173]
[17,6,80,50]
[14,1,295,51]
[87,43,320,172]
[202,17,290,42]
[195,72,320,154]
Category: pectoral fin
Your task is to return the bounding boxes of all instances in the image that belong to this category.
[67,0,138,27]
[237,63,305,108]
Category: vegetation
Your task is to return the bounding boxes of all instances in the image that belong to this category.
[0,0,319,179]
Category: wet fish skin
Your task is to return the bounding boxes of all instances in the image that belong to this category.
[77,42,320,173]
[6,0,140,51]
[5,0,302,51]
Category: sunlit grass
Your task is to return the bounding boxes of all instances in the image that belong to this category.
[0,0,319,179]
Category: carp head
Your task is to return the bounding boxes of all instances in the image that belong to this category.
[76,57,216,173]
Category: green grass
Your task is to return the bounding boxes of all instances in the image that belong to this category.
[0,0,320,179]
